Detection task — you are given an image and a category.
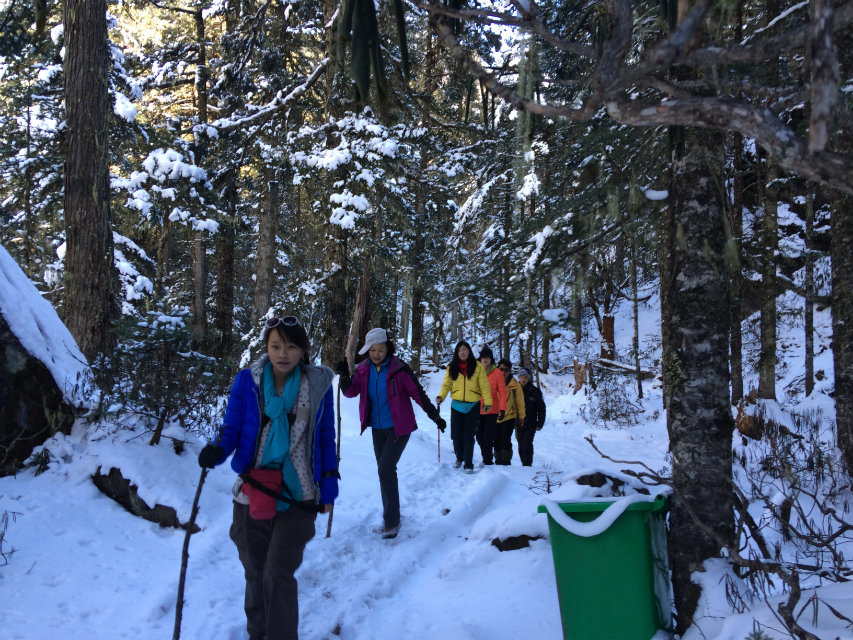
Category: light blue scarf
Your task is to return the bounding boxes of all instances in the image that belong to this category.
[261,362,302,509]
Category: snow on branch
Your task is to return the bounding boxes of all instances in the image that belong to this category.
[211,59,329,133]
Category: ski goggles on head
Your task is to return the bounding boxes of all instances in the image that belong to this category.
[265,316,301,329]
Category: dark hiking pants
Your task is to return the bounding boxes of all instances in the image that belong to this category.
[451,407,479,469]
[516,425,536,466]
[494,418,516,464]
[230,501,317,640]
[372,428,410,529]
[477,413,498,464]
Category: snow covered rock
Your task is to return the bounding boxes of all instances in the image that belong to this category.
[0,243,93,475]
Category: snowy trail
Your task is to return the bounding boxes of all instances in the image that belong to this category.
[0,371,666,640]
[299,449,514,639]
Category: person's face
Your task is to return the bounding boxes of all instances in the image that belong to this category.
[518,375,530,387]
[498,363,510,381]
[479,356,493,368]
[457,345,470,361]
[267,330,304,378]
[368,343,388,365]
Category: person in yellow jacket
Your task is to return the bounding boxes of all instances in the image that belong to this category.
[476,345,507,465]
[495,358,526,465]
[436,340,493,472]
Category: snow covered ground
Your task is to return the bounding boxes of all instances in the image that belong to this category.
[2,365,851,640]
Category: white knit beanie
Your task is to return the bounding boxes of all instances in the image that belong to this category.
[358,328,388,355]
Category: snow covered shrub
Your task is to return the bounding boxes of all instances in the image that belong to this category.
[579,370,642,428]
[729,406,853,637]
[97,307,232,445]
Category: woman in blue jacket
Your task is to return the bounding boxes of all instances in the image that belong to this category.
[198,315,338,640]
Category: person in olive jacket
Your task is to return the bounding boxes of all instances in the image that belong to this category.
[436,340,493,472]
[495,358,525,465]
[337,328,445,539]
[516,367,546,466]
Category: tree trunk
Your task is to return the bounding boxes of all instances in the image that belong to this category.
[541,275,551,373]
[804,191,815,396]
[832,190,853,475]
[664,126,734,634]
[411,276,424,374]
[632,233,643,399]
[758,160,779,399]
[191,6,209,347]
[601,315,615,360]
[63,0,114,361]
[254,168,278,322]
[729,134,745,405]
[214,185,236,357]
[345,256,372,369]
[451,302,460,346]
[401,280,411,346]
[192,237,207,346]
[320,224,348,366]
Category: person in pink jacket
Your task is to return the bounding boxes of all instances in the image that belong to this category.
[337,328,445,538]
[476,345,507,465]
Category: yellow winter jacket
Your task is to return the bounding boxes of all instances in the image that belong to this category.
[498,377,526,425]
[438,361,493,407]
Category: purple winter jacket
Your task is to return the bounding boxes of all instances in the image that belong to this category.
[341,356,443,437]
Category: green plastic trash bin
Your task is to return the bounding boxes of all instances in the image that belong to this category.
[538,493,671,640]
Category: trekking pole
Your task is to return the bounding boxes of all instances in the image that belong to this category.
[437,427,441,464]
[173,466,208,640]
[326,383,343,538]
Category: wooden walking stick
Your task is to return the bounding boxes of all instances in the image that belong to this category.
[173,466,209,640]
[325,383,343,538]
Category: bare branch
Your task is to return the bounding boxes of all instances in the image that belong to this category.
[605,97,853,194]
[211,58,329,133]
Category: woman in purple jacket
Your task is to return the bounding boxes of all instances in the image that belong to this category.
[337,328,445,538]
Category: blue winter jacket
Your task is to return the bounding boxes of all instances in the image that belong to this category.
[210,356,339,506]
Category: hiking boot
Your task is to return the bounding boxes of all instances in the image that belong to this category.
[453,460,463,469]
[381,524,400,539]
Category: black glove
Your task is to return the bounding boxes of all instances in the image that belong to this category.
[198,444,224,468]
[335,359,349,377]
[498,410,505,420]
[436,417,447,433]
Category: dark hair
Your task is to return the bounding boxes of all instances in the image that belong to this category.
[478,345,494,362]
[497,358,512,371]
[264,322,310,364]
[449,340,477,380]
[384,340,396,357]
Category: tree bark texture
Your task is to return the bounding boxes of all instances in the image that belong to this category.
[254,169,278,322]
[664,127,735,633]
[320,224,348,367]
[214,191,235,357]
[345,257,372,369]
[804,191,814,396]
[831,191,853,476]
[63,0,114,361]
[541,275,551,373]
[192,236,207,346]
[758,160,779,399]
[728,134,745,405]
